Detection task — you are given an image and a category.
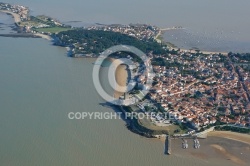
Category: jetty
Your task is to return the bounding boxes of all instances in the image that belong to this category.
[164,135,171,155]
[160,26,184,31]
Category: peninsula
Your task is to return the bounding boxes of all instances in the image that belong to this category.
[1,2,250,140]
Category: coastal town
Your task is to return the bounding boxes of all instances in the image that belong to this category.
[86,24,161,41]
[2,1,250,166]
[1,2,250,135]
[0,2,28,22]
[116,49,250,135]
[0,2,70,36]
[147,51,250,131]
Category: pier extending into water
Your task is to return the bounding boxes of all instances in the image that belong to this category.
[160,26,184,31]
[164,135,171,155]
[163,134,203,155]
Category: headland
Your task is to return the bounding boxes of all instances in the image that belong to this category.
[1,2,250,154]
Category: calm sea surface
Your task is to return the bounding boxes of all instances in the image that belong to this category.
[0,33,211,166]
[0,31,237,166]
[0,1,248,165]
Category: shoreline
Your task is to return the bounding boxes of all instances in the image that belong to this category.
[1,3,249,145]
[172,47,228,55]
[0,10,52,41]
[109,58,128,99]
[1,9,228,55]
[33,33,52,41]
[0,9,21,23]
[154,131,250,165]
[208,131,250,145]
[158,29,228,55]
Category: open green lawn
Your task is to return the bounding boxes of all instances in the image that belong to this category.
[35,27,71,33]
[138,117,186,135]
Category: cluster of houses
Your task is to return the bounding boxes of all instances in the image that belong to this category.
[150,113,171,126]
[86,24,160,41]
[0,2,65,34]
[219,115,249,127]
[0,2,28,21]
[145,51,250,130]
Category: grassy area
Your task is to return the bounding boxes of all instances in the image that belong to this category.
[20,21,39,27]
[35,27,71,33]
[138,117,185,135]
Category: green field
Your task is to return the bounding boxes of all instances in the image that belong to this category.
[138,117,185,135]
[35,27,71,33]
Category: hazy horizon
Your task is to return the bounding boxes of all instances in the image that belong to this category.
[3,0,250,52]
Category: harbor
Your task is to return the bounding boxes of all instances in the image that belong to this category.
[164,135,202,155]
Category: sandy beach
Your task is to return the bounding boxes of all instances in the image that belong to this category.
[210,144,246,165]
[109,58,128,99]
[33,33,52,41]
[156,131,250,165]
[167,46,228,55]
[156,135,250,166]
[0,10,21,23]
[208,131,250,145]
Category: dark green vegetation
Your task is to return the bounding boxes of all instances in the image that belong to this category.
[122,106,169,137]
[229,52,250,62]
[53,29,168,56]
[35,27,71,33]
[229,52,250,72]
[19,15,71,33]
[29,16,58,27]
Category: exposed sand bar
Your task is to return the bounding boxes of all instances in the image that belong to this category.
[208,131,250,145]
[0,10,21,23]
[109,58,128,99]
[157,135,249,165]
[210,144,246,165]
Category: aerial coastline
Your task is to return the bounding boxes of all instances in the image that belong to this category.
[0,9,21,22]
[0,8,52,40]
[0,2,227,55]
[1,2,250,153]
